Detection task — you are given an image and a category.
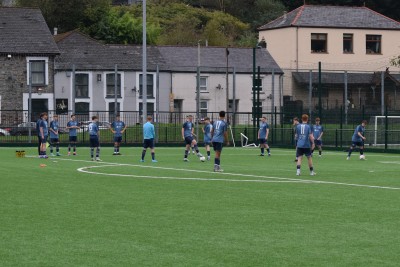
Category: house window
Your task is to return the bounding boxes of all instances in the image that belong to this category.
[139,102,154,116]
[200,101,208,118]
[366,35,381,54]
[106,73,122,98]
[75,102,90,114]
[108,102,121,114]
[311,33,327,53]
[228,99,239,112]
[75,74,89,98]
[343,34,353,53]
[139,74,154,98]
[200,77,208,91]
[30,60,46,85]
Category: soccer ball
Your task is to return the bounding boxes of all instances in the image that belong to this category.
[199,156,206,162]
[359,155,365,160]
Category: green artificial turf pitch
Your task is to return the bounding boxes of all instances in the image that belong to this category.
[1,146,400,266]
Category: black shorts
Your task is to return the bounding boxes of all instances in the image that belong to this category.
[296,147,312,158]
[90,136,99,148]
[314,140,322,146]
[184,136,193,145]
[143,138,154,149]
[114,136,123,143]
[38,136,48,145]
[69,136,77,142]
[213,142,223,152]
[259,138,267,145]
[351,141,364,147]
[50,138,59,144]
[204,141,211,146]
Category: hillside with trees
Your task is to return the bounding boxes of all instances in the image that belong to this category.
[15,0,400,47]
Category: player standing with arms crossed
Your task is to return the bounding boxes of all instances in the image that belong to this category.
[211,111,229,172]
[312,117,324,157]
[110,114,127,155]
[89,116,101,161]
[182,115,203,162]
[49,114,61,156]
[140,116,157,163]
[295,114,316,176]
[66,114,79,156]
[258,116,271,156]
[202,117,213,161]
[347,120,367,160]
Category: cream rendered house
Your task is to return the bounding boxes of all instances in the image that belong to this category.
[258,5,400,112]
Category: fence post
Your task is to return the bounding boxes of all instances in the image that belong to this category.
[385,106,388,150]
[340,106,343,148]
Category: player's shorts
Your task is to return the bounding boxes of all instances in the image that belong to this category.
[90,135,99,147]
[259,138,268,145]
[50,138,59,144]
[38,135,48,145]
[143,138,154,149]
[184,136,194,145]
[114,136,122,143]
[204,141,211,146]
[351,141,364,147]
[296,147,312,158]
[314,140,322,146]
[212,142,223,152]
[69,136,77,142]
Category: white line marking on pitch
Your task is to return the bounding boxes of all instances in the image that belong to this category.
[28,156,400,190]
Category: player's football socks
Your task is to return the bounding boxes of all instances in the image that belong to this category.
[267,149,271,156]
[151,152,155,160]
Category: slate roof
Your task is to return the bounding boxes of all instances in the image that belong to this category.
[259,5,400,31]
[293,72,374,85]
[0,7,59,54]
[55,31,282,74]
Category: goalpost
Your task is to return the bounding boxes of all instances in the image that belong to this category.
[240,133,259,148]
[372,116,400,146]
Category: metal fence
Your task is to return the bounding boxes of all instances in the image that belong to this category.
[1,109,399,150]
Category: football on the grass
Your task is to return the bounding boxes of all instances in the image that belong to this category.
[360,155,365,160]
[200,156,206,162]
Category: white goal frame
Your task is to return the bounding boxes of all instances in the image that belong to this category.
[373,116,400,146]
[240,133,259,148]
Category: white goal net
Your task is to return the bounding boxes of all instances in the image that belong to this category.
[371,116,400,146]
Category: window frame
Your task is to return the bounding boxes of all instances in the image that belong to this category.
[75,73,89,98]
[311,33,328,53]
[366,34,382,54]
[26,57,49,86]
[200,100,208,118]
[139,73,155,99]
[105,73,122,98]
[343,33,354,54]
[199,76,208,91]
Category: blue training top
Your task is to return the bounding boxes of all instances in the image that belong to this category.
[352,125,365,142]
[259,122,269,139]
[67,120,79,136]
[143,121,155,140]
[296,123,312,148]
[182,121,193,138]
[49,120,59,139]
[211,120,227,143]
[88,122,99,136]
[312,124,324,140]
[203,123,213,142]
[111,121,125,137]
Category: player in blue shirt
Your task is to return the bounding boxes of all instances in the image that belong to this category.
[89,115,101,161]
[66,114,79,156]
[49,114,61,156]
[347,120,367,160]
[182,115,203,161]
[311,117,324,157]
[140,116,157,163]
[258,116,271,156]
[295,114,316,176]
[37,112,49,158]
[293,117,299,162]
[211,111,229,172]
[110,114,127,155]
[202,117,213,161]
